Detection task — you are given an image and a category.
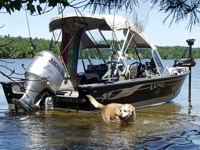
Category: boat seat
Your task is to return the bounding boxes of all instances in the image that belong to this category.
[120,63,140,80]
[80,73,101,84]
[86,64,108,78]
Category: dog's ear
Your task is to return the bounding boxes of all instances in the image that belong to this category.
[128,105,136,121]
[128,104,135,111]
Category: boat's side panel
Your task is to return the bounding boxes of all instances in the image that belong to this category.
[1,73,188,112]
[53,73,188,111]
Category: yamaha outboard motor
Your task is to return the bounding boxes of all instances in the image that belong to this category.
[18,50,65,111]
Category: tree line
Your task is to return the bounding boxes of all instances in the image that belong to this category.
[0,35,58,58]
[0,35,199,59]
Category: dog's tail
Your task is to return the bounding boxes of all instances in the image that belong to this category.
[86,95,105,110]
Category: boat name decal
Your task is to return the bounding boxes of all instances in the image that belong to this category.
[54,97,86,103]
[150,83,165,90]
[49,58,64,76]
[101,90,113,101]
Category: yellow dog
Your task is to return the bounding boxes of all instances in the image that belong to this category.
[86,95,136,123]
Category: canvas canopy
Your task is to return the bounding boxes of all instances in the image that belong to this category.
[49,13,156,49]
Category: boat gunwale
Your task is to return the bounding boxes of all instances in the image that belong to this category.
[77,70,189,88]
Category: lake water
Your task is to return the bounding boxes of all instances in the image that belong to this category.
[0,59,200,149]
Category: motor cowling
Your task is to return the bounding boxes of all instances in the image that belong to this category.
[19,50,65,111]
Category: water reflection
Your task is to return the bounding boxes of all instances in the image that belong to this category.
[0,102,200,149]
[1,60,200,149]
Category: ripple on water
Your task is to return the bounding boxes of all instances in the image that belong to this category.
[134,129,200,150]
[165,144,200,150]
[168,137,189,144]
[0,105,200,149]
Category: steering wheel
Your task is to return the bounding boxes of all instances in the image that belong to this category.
[130,62,141,66]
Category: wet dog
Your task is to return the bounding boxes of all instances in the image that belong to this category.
[86,95,136,123]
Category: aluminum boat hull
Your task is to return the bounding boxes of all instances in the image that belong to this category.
[1,72,188,112]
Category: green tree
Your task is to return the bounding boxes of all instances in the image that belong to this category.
[0,36,58,58]
[0,0,69,14]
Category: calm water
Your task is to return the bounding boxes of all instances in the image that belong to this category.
[0,59,200,149]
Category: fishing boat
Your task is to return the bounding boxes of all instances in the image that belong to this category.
[1,14,191,112]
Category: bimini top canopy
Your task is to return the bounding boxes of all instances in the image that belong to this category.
[49,13,156,49]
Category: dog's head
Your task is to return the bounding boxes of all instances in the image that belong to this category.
[118,104,136,122]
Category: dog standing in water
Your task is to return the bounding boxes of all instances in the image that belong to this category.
[86,95,136,123]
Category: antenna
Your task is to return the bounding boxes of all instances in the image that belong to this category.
[25,7,35,58]
[123,0,150,32]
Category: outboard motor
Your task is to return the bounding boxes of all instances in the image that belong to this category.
[18,50,65,111]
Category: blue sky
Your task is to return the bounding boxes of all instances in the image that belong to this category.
[0,6,199,48]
